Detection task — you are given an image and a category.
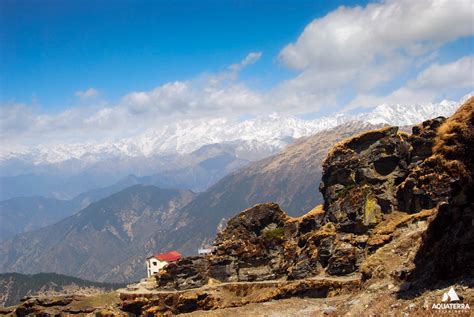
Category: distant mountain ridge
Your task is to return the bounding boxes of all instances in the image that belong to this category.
[1,99,461,167]
[0,177,143,241]
[0,99,463,201]
[0,142,250,200]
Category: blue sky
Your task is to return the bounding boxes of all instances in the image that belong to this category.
[0,0,473,147]
[1,0,370,110]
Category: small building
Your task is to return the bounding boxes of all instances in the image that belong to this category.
[146,251,181,278]
[198,248,213,255]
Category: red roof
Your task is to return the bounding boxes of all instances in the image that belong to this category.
[154,251,181,262]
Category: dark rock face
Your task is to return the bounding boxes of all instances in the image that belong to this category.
[396,117,450,213]
[157,203,327,288]
[156,256,210,290]
[320,118,448,233]
[212,203,289,281]
[157,204,295,289]
[409,98,474,283]
[326,242,357,275]
[320,126,411,233]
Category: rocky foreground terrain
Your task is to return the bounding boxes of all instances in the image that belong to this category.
[0,273,123,308]
[2,97,473,316]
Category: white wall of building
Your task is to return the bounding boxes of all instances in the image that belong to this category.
[146,258,168,277]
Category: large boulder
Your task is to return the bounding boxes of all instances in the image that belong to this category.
[320,126,411,233]
[156,203,297,288]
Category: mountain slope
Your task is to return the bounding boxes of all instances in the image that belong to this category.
[0,176,144,241]
[0,197,74,241]
[0,185,195,282]
[0,272,123,307]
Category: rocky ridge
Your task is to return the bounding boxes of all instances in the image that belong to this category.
[150,121,442,292]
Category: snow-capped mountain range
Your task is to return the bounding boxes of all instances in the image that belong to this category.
[0,99,463,166]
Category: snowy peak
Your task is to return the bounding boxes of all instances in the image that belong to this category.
[363,100,458,126]
[0,98,464,166]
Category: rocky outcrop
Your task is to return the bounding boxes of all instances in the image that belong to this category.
[408,97,474,282]
[396,117,450,213]
[156,204,296,290]
[319,122,443,233]
[320,127,409,234]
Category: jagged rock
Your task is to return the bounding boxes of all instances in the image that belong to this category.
[408,116,445,163]
[320,126,412,233]
[157,256,210,290]
[396,117,451,212]
[214,202,289,247]
[155,204,292,288]
[408,98,474,282]
[327,242,357,275]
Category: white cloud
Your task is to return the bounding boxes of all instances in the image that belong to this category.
[349,56,474,108]
[274,0,473,104]
[279,0,473,71]
[408,55,474,90]
[211,51,262,83]
[75,88,99,98]
[0,103,38,135]
[230,52,262,71]
[0,54,267,147]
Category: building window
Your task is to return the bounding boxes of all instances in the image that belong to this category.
[153,261,157,266]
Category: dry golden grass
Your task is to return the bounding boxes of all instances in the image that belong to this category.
[67,292,120,312]
[373,209,435,236]
[434,96,474,155]
[431,96,474,182]
[287,204,324,223]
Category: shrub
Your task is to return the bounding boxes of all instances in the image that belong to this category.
[263,227,285,240]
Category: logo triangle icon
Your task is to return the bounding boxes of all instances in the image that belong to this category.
[447,287,460,302]
[442,287,460,302]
